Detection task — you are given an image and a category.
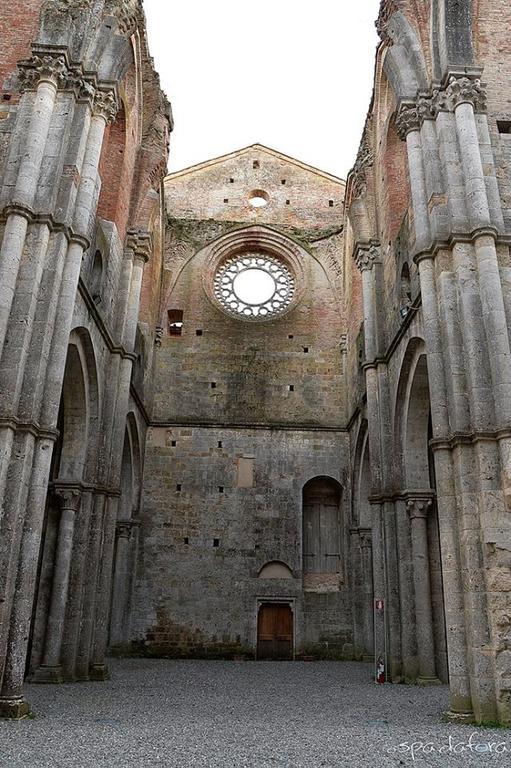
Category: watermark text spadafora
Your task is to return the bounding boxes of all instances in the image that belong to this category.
[387,733,511,761]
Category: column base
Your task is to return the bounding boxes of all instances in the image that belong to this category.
[442,709,475,725]
[32,665,64,684]
[0,696,30,719]
[417,675,442,686]
[89,664,110,681]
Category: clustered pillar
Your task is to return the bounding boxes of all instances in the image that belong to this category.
[395,70,511,724]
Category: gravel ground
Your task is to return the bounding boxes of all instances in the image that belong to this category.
[0,659,509,767]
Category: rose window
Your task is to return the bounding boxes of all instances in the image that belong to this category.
[213,253,295,319]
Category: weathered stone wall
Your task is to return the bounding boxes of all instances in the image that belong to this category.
[132,425,350,657]
[131,148,351,658]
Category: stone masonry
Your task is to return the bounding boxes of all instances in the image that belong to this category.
[0,0,510,729]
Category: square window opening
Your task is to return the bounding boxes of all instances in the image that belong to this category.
[497,120,511,134]
[213,538,220,548]
[168,309,183,336]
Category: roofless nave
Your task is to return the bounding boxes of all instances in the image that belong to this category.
[0,0,510,727]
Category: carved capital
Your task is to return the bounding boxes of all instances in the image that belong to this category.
[116,520,136,539]
[155,326,164,347]
[406,497,433,520]
[395,103,420,140]
[126,229,152,264]
[18,53,72,92]
[354,243,381,272]
[445,75,487,113]
[359,528,373,550]
[93,89,118,123]
[54,485,82,512]
[71,75,97,104]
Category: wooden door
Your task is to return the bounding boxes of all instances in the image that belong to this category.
[257,603,293,660]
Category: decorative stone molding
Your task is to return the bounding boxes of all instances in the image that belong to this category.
[395,102,421,140]
[354,243,381,272]
[375,0,400,42]
[351,131,374,199]
[359,529,373,549]
[406,496,433,520]
[105,0,141,36]
[94,89,119,123]
[116,520,138,539]
[155,326,164,347]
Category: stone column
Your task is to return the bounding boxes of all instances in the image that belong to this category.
[0,56,65,357]
[89,233,150,678]
[0,89,118,719]
[406,496,439,684]
[397,99,472,715]
[109,519,136,648]
[359,529,374,659]
[75,492,107,680]
[33,487,82,683]
[89,495,119,680]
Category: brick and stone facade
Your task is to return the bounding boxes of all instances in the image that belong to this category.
[0,0,511,729]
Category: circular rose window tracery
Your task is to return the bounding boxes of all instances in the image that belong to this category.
[213,253,295,319]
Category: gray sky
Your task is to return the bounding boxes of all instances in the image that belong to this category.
[143,0,380,179]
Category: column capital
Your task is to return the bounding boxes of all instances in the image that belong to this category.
[116,521,133,539]
[406,495,433,520]
[18,52,72,92]
[359,528,373,549]
[155,326,164,347]
[395,102,421,140]
[444,74,487,112]
[354,243,381,272]
[53,484,82,512]
[93,89,119,123]
[126,229,152,264]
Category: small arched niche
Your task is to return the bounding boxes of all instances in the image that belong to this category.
[258,561,293,579]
